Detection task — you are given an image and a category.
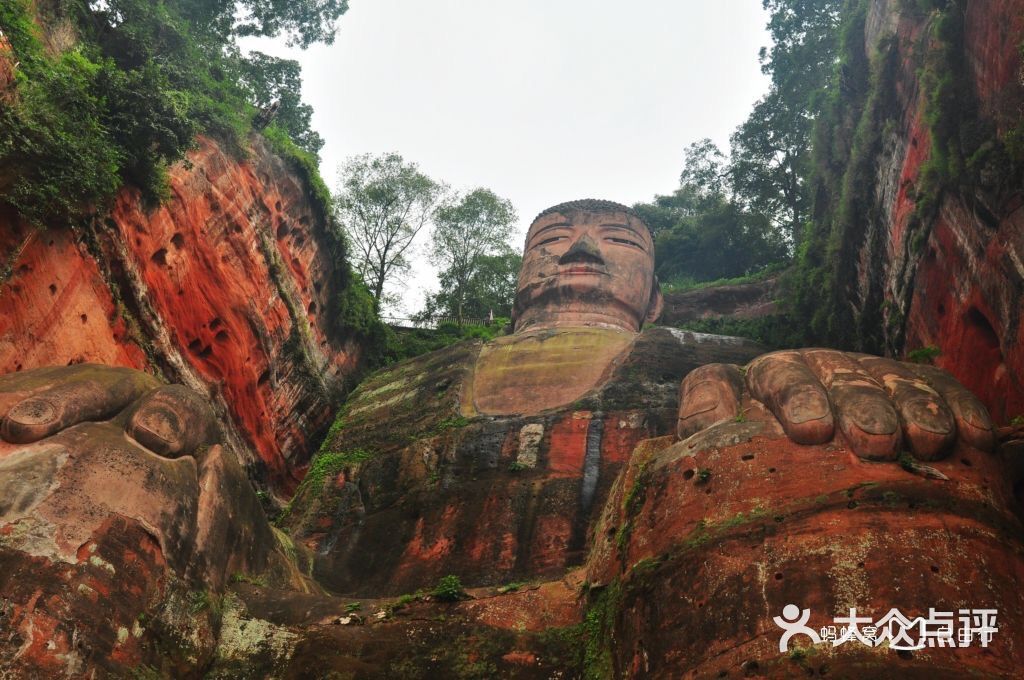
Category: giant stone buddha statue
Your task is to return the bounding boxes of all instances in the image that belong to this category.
[1,199,1020,678]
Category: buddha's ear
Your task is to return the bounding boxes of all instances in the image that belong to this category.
[644,277,664,325]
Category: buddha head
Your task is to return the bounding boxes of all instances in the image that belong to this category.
[511,199,663,332]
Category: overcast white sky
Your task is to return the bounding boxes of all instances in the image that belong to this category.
[241,0,772,316]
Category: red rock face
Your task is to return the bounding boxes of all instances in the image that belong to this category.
[858,0,1024,424]
[285,327,766,596]
[586,415,1024,678]
[0,136,362,491]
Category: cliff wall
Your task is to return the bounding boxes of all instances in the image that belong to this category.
[816,0,1024,423]
[0,135,362,492]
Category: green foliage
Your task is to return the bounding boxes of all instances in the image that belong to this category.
[0,0,338,225]
[659,261,786,294]
[433,415,470,433]
[386,320,510,364]
[427,188,519,325]
[419,252,521,322]
[580,582,622,680]
[906,345,941,363]
[333,274,396,368]
[431,574,467,602]
[335,153,444,311]
[638,142,789,285]
[237,51,323,155]
[674,314,804,350]
[229,571,268,587]
[302,449,373,491]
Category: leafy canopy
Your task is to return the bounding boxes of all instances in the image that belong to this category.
[335,153,445,312]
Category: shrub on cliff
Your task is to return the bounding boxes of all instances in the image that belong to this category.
[0,0,344,225]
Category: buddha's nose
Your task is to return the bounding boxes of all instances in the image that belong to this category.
[558,233,604,265]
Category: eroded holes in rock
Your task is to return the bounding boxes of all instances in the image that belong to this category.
[293,235,306,248]
[857,561,865,568]
[198,345,213,359]
[683,469,695,480]
[704,488,712,494]
[961,458,972,467]
[292,257,301,270]
[911,136,918,147]
[15,363,22,371]
[171,233,185,249]
[48,283,57,295]
[48,240,54,246]
[135,238,142,247]
[258,370,270,386]
[774,572,783,580]
[897,650,914,660]
[313,280,322,293]
[299,215,310,226]
[768,467,776,473]
[275,200,282,211]
[847,500,858,509]
[716,671,727,678]
[215,330,229,343]
[151,248,168,266]
[741,453,755,461]
[80,314,87,324]
[209,317,222,330]
[938,302,946,317]
[188,339,202,352]
[741,660,760,677]
[307,301,317,315]
[16,264,30,275]
[277,223,290,239]
[966,307,1000,350]
[930,564,939,573]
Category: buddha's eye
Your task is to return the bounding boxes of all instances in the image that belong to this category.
[607,236,643,249]
[534,235,566,248]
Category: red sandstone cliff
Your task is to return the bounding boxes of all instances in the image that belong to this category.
[0,135,363,493]
[856,0,1024,422]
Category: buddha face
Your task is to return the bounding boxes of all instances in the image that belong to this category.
[512,206,663,332]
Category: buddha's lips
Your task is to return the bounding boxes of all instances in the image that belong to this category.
[558,265,607,275]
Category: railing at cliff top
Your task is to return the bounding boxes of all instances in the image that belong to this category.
[381,315,500,329]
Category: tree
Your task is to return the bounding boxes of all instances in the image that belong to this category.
[636,140,787,285]
[728,0,844,246]
[419,252,521,322]
[236,51,323,156]
[172,0,349,47]
[427,189,518,324]
[335,153,444,313]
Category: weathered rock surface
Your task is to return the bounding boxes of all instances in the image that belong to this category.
[0,366,311,677]
[585,403,1024,678]
[283,327,766,596]
[0,135,362,491]
[852,0,1024,423]
[660,276,780,326]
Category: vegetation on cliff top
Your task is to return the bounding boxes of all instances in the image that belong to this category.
[0,0,343,225]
